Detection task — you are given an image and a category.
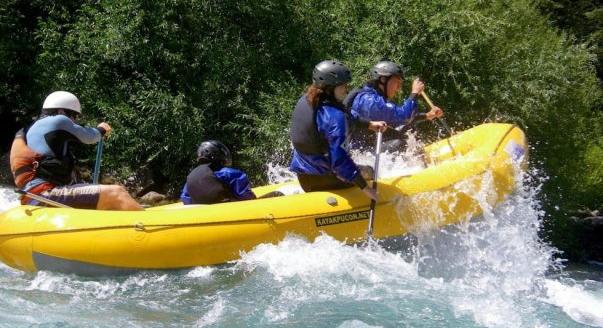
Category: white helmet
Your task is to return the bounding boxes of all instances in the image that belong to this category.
[42,91,82,114]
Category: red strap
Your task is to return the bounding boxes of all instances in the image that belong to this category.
[20,182,55,205]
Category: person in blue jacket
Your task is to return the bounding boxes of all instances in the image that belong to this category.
[180,140,256,205]
[289,60,386,200]
[344,60,444,150]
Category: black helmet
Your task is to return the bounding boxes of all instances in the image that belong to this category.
[312,60,352,87]
[370,60,403,80]
[197,140,232,166]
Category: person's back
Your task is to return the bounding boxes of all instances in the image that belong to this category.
[24,114,103,186]
[180,140,255,205]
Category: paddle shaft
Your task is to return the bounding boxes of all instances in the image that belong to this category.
[420,91,457,155]
[367,130,383,238]
[14,189,72,208]
[420,91,454,136]
[92,138,104,184]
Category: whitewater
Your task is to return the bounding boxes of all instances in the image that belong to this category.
[0,138,601,327]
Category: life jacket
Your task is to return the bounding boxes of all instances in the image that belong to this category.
[342,87,363,111]
[186,163,235,204]
[10,127,74,189]
[9,129,56,205]
[289,95,329,155]
[10,128,43,189]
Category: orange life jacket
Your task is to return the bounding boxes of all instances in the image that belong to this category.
[9,129,56,205]
[9,129,43,189]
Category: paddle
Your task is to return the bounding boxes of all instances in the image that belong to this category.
[92,138,104,184]
[366,130,383,239]
[420,91,457,156]
[14,189,72,208]
[420,91,453,136]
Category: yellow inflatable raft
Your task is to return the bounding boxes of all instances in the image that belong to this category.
[0,123,527,275]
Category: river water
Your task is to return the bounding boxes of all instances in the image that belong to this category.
[0,145,602,327]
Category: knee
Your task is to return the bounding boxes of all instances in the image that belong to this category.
[98,185,142,211]
[101,185,133,202]
[103,185,125,196]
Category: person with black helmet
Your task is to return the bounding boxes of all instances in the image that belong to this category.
[343,60,444,150]
[289,60,386,200]
[180,140,256,205]
[9,91,142,210]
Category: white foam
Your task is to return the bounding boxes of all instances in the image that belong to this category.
[264,130,427,185]
[351,130,427,178]
[235,234,419,323]
[27,271,121,299]
[266,163,296,184]
[186,266,215,279]
[238,156,576,327]
[0,186,19,212]
[195,297,226,327]
[337,320,383,328]
[236,234,416,284]
[543,279,603,327]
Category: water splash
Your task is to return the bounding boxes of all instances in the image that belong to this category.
[264,130,427,185]
[238,143,603,327]
[266,162,296,185]
[352,130,428,178]
[542,278,603,327]
[230,185,559,327]
[195,296,226,327]
[0,186,19,212]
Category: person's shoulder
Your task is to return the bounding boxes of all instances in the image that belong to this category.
[46,114,76,127]
[30,115,71,129]
[217,167,247,178]
[355,86,382,102]
[320,103,344,114]
[360,85,378,94]
[296,94,309,104]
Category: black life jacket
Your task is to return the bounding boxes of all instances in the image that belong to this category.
[9,127,74,187]
[186,163,235,204]
[289,95,330,155]
[342,87,363,111]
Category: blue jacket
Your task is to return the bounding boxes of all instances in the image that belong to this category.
[350,85,418,126]
[180,167,255,205]
[289,102,360,184]
[23,114,103,191]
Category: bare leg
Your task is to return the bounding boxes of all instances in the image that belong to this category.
[97,185,143,211]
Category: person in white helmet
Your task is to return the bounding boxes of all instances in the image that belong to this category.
[9,91,142,210]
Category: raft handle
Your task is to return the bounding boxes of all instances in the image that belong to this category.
[134,222,145,231]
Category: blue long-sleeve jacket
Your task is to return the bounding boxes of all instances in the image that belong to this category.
[23,114,103,190]
[180,167,255,204]
[214,168,255,200]
[350,85,418,126]
[289,103,360,184]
